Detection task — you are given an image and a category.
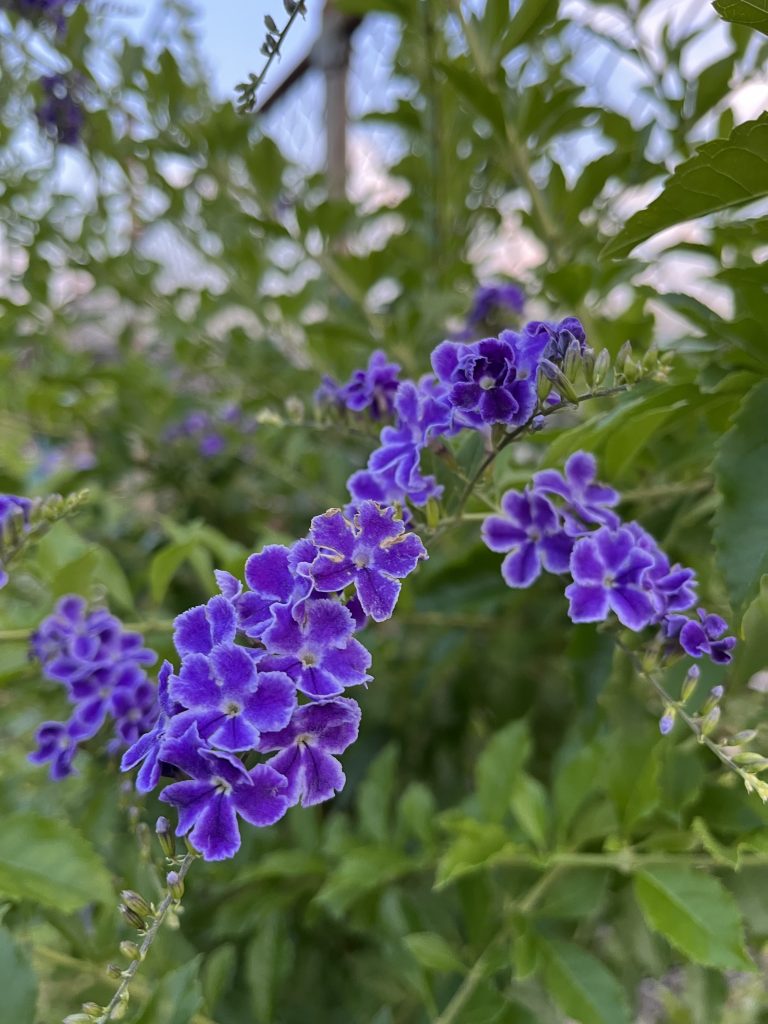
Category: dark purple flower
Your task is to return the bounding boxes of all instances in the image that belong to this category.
[308,502,426,622]
[337,350,401,418]
[665,608,736,665]
[565,526,656,630]
[258,698,361,807]
[431,334,537,429]
[36,74,84,146]
[533,451,620,535]
[482,489,572,588]
[173,595,237,658]
[521,317,586,365]
[262,599,371,700]
[7,0,71,29]
[168,644,295,752]
[159,723,290,860]
[199,433,226,458]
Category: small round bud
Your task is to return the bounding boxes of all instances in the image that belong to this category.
[700,705,721,738]
[659,708,676,736]
[680,664,700,704]
[120,890,152,918]
[615,341,633,376]
[119,940,141,960]
[82,1003,103,1018]
[701,684,725,718]
[733,729,758,744]
[167,871,185,901]
[106,962,124,979]
[155,816,176,859]
[63,1016,92,1024]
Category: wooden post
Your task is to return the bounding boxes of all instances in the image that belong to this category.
[318,1,350,200]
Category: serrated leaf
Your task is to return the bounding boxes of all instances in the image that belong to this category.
[0,927,37,1024]
[713,0,768,36]
[535,868,609,920]
[313,846,414,915]
[714,380,768,611]
[510,774,550,850]
[602,113,768,257]
[435,820,517,889]
[0,813,113,912]
[634,866,752,970]
[538,937,631,1024]
[404,932,464,973]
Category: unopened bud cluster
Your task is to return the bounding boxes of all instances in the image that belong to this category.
[235,2,308,112]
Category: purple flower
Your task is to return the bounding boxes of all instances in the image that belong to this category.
[7,0,70,29]
[173,595,237,658]
[258,698,361,807]
[159,723,290,861]
[36,74,84,146]
[533,451,621,535]
[29,719,86,780]
[626,522,697,620]
[333,350,402,418]
[168,645,295,752]
[262,599,372,700]
[307,502,427,622]
[666,608,736,665]
[522,317,586,365]
[121,661,181,793]
[468,283,525,327]
[199,433,226,458]
[481,489,572,588]
[29,596,158,780]
[348,379,450,509]
[431,334,537,429]
[0,493,34,588]
[565,526,656,630]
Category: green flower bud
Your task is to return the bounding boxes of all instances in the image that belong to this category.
[700,704,721,738]
[701,684,724,718]
[119,904,147,931]
[680,665,700,704]
[264,14,278,31]
[540,359,580,405]
[615,341,632,376]
[63,1015,93,1024]
[563,339,582,380]
[119,940,141,960]
[82,1002,103,1018]
[582,347,596,387]
[536,366,553,402]
[733,729,758,745]
[155,816,176,859]
[167,871,185,900]
[106,962,124,979]
[120,890,152,918]
[593,348,611,387]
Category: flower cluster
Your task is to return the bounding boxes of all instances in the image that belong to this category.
[4,0,71,29]
[0,494,34,589]
[35,73,85,146]
[481,451,735,664]
[29,597,158,779]
[344,320,588,510]
[317,350,401,420]
[451,282,525,341]
[120,500,426,861]
[162,405,257,459]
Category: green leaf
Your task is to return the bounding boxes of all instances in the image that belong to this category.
[133,957,203,1024]
[0,927,37,1024]
[149,540,197,603]
[245,915,292,1024]
[713,0,768,36]
[602,113,768,257]
[633,866,752,970]
[435,820,517,889]
[538,938,631,1024]
[476,720,531,823]
[0,813,113,912]
[535,869,609,920]
[502,0,559,53]
[714,380,768,611]
[439,63,506,136]
[510,774,550,850]
[313,846,415,915]
[404,932,464,973]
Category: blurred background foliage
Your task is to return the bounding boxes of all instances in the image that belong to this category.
[2,0,768,1021]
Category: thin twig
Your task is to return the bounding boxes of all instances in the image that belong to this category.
[95,853,197,1024]
[235,2,308,113]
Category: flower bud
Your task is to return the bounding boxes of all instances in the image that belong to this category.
[63,1016,93,1024]
[582,347,596,387]
[167,871,185,900]
[120,890,152,919]
[536,366,553,402]
[701,685,724,717]
[106,962,124,979]
[119,904,147,931]
[119,940,141,960]
[615,341,633,376]
[112,991,130,1020]
[539,360,580,404]
[425,498,440,531]
[642,343,659,373]
[680,664,700,704]
[563,339,582,380]
[156,816,176,859]
[82,1003,103,1018]
[264,14,278,31]
[700,704,721,738]
[733,729,758,745]
[593,348,611,387]
[659,707,675,735]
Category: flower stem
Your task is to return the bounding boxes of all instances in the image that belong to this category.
[94,853,196,1024]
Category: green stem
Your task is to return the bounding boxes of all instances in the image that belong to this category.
[95,853,196,1024]
[236,2,308,113]
[0,620,174,644]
